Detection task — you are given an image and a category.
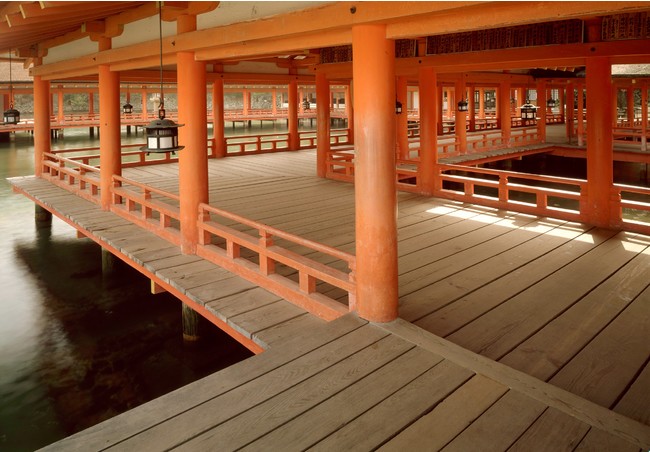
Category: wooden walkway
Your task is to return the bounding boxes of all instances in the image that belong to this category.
[9,150,650,450]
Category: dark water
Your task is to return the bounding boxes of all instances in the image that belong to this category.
[0,128,267,451]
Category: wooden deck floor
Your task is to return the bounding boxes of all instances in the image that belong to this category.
[9,149,650,450]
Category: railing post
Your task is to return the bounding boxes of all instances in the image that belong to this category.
[499,175,508,203]
[259,230,275,276]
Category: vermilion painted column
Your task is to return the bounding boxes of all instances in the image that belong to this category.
[419,66,437,196]
[478,88,485,119]
[88,91,94,117]
[344,84,354,145]
[352,24,398,323]
[98,37,121,211]
[585,57,614,228]
[577,84,585,146]
[499,81,512,146]
[642,82,648,151]
[212,77,226,158]
[468,85,476,132]
[316,71,330,177]
[33,60,50,177]
[536,80,547,142]
[288,78,299,150]
[436,84,443,134]
[242,88,250,116]
[141,87,147,120]
[455,78,467,154]
[57,85,64,123]
[396,76,409,159]
[627,87,635,125]
[566,83,575,143]
[177,14,208,254]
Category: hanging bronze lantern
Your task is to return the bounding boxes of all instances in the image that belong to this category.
[141,2,183,153]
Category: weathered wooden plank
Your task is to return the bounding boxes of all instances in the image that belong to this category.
[611,361,650,425]
[253,312,326,348]
[508,408,590,451]
[549,285,650,409]
[105,324,396,451]
[233,347,442,452]
[441,391,546,452]
[407,226,613,327]
[226,300,307,338]
[500,246,650,380]
[382,319,650,450]
[42,314,368,451]
[379,374,508,451]
[574,427,642,452]
[310,360,474,451]
[446,231,643,360]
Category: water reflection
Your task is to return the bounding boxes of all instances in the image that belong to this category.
[0,129,255,451]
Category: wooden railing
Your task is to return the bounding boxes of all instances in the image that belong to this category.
[224,133,290,155]
[41,152,101,204]
[613,183,650,235]
[110,175,181,245]
[436,164,587,222]
[196,203,354,320]
[299,129,351,148]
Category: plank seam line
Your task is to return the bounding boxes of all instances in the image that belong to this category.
[382,319,650,450]
[171,331,403,450]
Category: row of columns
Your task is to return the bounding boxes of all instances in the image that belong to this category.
[32,23,617,325]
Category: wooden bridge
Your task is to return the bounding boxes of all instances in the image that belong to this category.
[10,149,650,450]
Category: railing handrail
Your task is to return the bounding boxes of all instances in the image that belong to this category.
[199,202,355,267]
[43,151,100,173]
[112,174,180,202]
[438,163,586,187]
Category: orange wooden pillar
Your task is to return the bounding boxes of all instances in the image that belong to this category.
[57,85,64,123]
[641,82,648,152]
[478,88,485,120]
[577,84,585,146]
[585,57,614,228]
[33,60,50,178]
[499,81,511,146]
[316,72,330,178]
[141,87,148,120]
[566,83,575,143]
[436,84,444,134]
[88,91,94,117]
[272,88,277,115]
[344,84,354,144]
[419,66,437,196]
[352,24,398,323]
[455,78,467,154]
[468,85,476,132]
[536,80,547,142]
[177,14,208,254]
[288,77,299,150]
[626,86,635,126]
[212,77,226,158]
[98,37,121,211]
[396,76,409,159]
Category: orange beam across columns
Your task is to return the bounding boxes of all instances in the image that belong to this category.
[33,60,50,178]
[212,76,226,158]
[396,76,409,159]
[455,77,467,154]
[177,14,208,254]
[288,77,299,150]
[499,80,512,146]
[585,57,614,228]
[419,66,437,196]
[316,72,330,177]
[352,24,398,323]
[98,37,121,211]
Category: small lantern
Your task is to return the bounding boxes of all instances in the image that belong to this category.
[122,102,133,114]
[141,107,184,153]
[457,99,468,112]
[520,102,537,120]
[546,98,555,108]
[3,105,20,124]
[395,100,403,115]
